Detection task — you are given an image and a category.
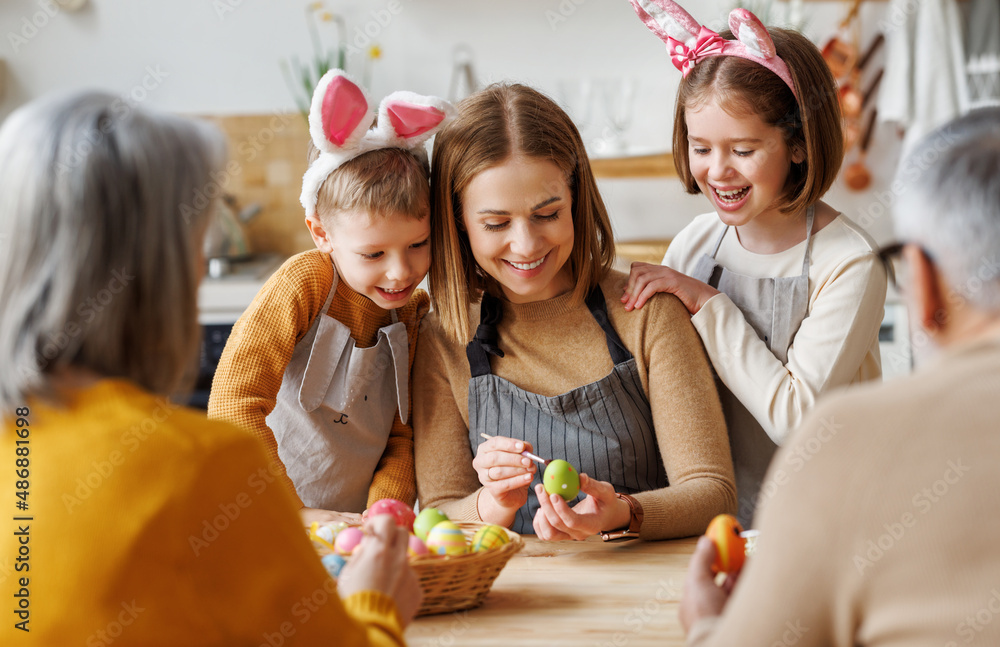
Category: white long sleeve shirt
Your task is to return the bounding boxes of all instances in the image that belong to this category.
[664,212,887,442]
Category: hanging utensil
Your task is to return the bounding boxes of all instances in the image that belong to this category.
[447,44,478,103]
[840,34,885,120]
[845,108,878,192]
[821,0,864,80]
[843,67,884,150]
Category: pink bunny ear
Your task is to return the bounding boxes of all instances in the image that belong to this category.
[628,0,700,46]
[725,8,796,95]
[308,69,374,154]
[729,9,776,59]
[386,101,446,139]
[370,91,457,150]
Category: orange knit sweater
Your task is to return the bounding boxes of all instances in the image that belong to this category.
[208,250,429,509]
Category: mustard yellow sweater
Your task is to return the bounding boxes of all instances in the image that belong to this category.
[0,380,405,646]
[209,250,429,509]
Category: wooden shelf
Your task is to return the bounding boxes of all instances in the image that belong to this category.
[590,152,677,179]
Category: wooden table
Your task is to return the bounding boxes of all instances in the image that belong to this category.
[405,536,696,646]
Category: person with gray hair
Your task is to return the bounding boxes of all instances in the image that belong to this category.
[0,91,419,644]
[676,107,1000,646]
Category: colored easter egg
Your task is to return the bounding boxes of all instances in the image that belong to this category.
[407,534,429,558]
[369,498,416,531]
[425,521,468,556]
[334,526,365,556]
[315,524,336,544]
[413,507,450,541]
[321,553,347,578]
[543,459,580,501]
[705,514,747,575]
[471,524,510,553]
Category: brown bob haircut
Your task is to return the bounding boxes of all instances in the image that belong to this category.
[308,143,431,223]
[672,28,844,215]
[429,83,615,344]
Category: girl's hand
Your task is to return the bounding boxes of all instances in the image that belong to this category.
[337,514,422,627]
[622,262,719,315]
[299,507,362,528]
[472,436,537,524]
[679,536,739,633]
[531,474,631,541]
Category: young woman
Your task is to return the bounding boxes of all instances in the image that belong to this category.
[413,83,736,541]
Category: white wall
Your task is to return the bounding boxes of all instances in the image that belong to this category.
[1,0,900,242]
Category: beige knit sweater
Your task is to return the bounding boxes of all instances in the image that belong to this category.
[413,270,737,540]
[688,335,1000,646]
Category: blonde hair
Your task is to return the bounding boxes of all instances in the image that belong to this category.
[429,83,615,344]
[0,91,225,414]
[672,28,844,215]
[308,144,430,223]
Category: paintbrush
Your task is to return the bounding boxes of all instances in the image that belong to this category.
[479,432,551,467]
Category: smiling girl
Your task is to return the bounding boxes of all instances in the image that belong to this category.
[623,2,887,525]
[413,83,736,542]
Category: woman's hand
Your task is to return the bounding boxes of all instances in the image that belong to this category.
[337,514,423,627]
[472,436,537,524]
[532,474,631,541]
[679,536,739,634]
[299,507,362,528]
[622,262,719,315]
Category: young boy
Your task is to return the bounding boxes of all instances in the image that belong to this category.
[209,70,454,525]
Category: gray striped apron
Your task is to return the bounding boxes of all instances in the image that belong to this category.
[690,206,814,527]
[466,285,667,535]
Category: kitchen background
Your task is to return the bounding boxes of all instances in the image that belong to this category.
[2,0,995,393]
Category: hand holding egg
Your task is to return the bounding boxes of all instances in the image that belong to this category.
[337,514,422,626]
[532,473,627,541]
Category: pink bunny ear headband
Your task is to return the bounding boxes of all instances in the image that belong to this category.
[627,0,797,98]
[300,69,457,218]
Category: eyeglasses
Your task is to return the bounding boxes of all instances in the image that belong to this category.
[877,242,934,291]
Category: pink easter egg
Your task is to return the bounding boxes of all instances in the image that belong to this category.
[407,534,429,559]
[334,527,365,556]
[368,498,416,531]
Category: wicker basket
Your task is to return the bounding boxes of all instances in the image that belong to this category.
[410,522,524,616]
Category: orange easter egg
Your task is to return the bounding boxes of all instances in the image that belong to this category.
[705,514,746,575]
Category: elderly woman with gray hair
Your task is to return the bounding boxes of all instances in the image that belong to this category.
[677,108,1000,646]
[0,92,419,644]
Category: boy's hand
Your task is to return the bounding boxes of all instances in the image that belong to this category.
[299,507,363,528]
[621,262,719,315]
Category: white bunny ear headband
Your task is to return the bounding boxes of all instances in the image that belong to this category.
[300,69,457,218]
[627,0,797,98]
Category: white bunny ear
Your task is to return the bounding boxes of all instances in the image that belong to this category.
[370,91,457,150]
[628,0,701,47]
[308,69,375,154]
[728,9,777,60]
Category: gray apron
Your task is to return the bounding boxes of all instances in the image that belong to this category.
[690,206,814,527]
[266,272,409,513]
[466,286,667,534]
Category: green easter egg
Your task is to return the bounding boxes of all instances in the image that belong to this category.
[413,507,449,541]
[543,459,580,501]
[471,524,511,552]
